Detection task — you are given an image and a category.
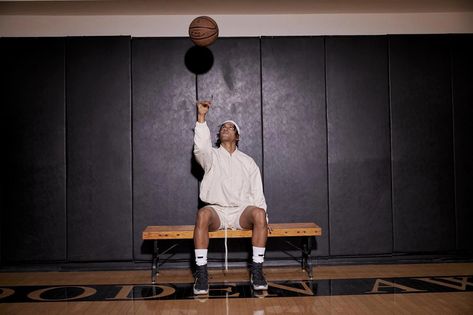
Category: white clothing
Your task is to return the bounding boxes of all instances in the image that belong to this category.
[194,121,267,215]
[207,204,249,230]
[194,121,268,270]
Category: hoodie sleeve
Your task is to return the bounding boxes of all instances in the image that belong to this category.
[193,121,213,172]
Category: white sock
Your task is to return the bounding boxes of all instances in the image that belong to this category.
[195,249,208,266]
[252,246,265,263]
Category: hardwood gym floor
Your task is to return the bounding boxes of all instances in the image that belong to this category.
[1,263,472,314]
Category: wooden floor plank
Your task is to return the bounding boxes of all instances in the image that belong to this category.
[2,262,473,285]
[1,263,472,314]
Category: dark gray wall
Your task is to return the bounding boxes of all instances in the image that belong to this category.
[132,38,197,260]
[1,34,472,267]
[326,36,392,256]
[390,35,455,252]
[452,34,473,251]
[261,37,328,256]
[1,38,66,262]
[66,37,132,261]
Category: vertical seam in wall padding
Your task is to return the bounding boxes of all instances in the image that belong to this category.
[323,36,331,256]
[387,36,395,254]
[449,36,458,250]
[64,38,69,262]
[130,37,135,262]
[260,37,264,185]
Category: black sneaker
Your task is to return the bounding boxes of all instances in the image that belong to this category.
[250,262,268,290]
[193,264,209,295]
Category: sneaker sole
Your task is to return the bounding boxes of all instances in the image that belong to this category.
[193,287,209,295]
[252,284,268,290]
[251,281,268,290]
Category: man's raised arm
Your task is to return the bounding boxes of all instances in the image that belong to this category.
[194,101,213,171]
[196,100,210,123]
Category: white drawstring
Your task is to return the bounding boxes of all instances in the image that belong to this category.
[224,224,228,271]
[222,209,266,272]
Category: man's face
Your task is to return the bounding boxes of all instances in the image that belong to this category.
[219,122,239,143]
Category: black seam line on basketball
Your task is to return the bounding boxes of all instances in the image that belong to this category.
[189,30,218,35]
[191,34,218,40]
[190,31,218,36]
[189,26,217,30]
[189,32,218,37]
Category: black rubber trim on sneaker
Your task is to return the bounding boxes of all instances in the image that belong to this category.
[250,262,268,290]
[193,265,209,295]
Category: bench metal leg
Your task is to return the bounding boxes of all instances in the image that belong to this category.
[302,236,314,279]
[151,240,159,284]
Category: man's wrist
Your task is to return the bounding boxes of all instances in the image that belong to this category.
[197,113,206,123]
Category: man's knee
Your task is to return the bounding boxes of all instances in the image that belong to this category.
[252,208,267,226]
[196,207,214,226]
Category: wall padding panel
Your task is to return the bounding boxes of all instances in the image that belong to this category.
[452,34,473,251]
[326,36,392,255]
[390,35,455,252]
[1,34,471,268]
[66,36,132,261]
[262,37,329,256]
[197,38,263,259]
[1,38,66,262]
[132,38,197,260]
[197,38,262,167]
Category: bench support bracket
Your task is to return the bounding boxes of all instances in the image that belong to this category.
[302,236,314,279]
[151,241,182,283]
[150,237,315,283]
[152,240,159,284]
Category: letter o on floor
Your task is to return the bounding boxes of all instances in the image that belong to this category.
[27,286,97,301]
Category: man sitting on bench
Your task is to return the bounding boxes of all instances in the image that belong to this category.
[193,100,269,295]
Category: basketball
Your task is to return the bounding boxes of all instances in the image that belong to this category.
[188,16,219,47]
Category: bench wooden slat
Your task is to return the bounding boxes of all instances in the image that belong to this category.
[142,222,322,240]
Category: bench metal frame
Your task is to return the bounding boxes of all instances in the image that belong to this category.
[143,223,321,284]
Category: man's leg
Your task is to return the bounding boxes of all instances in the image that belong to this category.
[194,207,221,249]
[239,206,268,247]
[193,207,220,295]
[239,206,268,290]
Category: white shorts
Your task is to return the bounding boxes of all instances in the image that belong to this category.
[207,204,251,230]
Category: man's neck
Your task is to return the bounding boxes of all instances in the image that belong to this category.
[220,142,237,154]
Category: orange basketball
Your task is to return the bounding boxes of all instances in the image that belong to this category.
[188,16,219,47]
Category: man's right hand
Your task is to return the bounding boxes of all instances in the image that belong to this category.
[197,100,211,122]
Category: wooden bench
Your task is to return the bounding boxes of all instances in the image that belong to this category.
[143,223,322,284]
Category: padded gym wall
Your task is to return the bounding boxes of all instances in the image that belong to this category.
[390,35,455,252]
[261,37,329,256]
[326,36,392,256]
[197,38,262,168]
[1,38,66,262]
[1,34,472,267]
[451,34,473,251]
[132,38,197,260]
[66,36,132,261]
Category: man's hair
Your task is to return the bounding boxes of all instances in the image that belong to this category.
[216,125,239,147]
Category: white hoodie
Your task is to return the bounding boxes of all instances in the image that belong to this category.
[194,121,267,213]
